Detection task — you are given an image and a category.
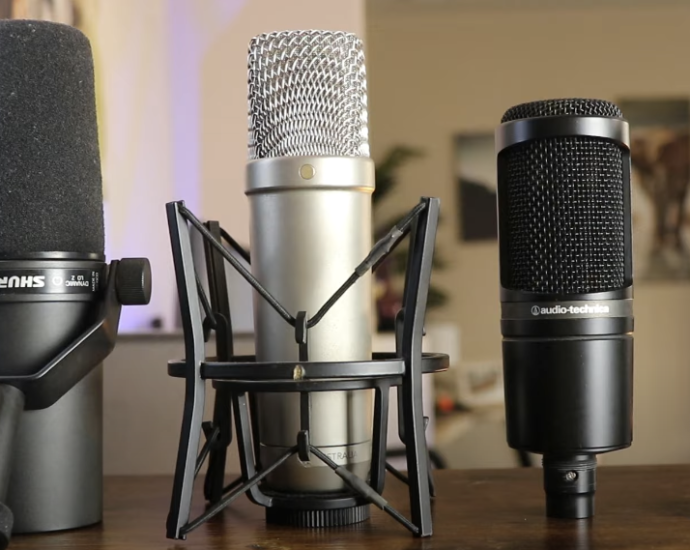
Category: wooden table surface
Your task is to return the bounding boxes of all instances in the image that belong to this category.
[10,465,690,549]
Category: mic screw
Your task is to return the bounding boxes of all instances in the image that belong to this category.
[564,471,578,482]
[293,365,306,380]
[299,164,316,180]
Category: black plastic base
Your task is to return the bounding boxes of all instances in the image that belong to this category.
[546,493,594,519]
[265,504,371,528]
[0,501,13,550]
[503,336,633,454]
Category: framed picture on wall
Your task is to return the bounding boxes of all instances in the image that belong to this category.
[618,98,690,281]
[454,133,498,242]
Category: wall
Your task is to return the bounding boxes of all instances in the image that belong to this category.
[366,3,690,466]
[103,334,253,475]
[93,0,177,332]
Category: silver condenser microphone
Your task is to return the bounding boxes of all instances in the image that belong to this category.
[246,30,375,524]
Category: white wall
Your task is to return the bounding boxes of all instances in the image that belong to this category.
[366,2,690,466]
[103,334,252,475]
[94,0,177,332]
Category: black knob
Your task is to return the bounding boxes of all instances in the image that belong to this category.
[115,258,152,306]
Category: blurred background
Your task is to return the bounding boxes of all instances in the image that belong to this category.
[5,0,690,475]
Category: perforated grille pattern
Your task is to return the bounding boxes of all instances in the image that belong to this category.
[501,98,622,123]
[248,30,369,159]
[499,133,627,294]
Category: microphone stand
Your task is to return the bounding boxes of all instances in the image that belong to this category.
[165,197,448,541]
[0,385,24,550]
[0,260,151,549]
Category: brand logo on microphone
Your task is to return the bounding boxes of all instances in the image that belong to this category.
[531,304,610,316]
[0,269,100,295]
[0,275,45,289]
[326,450,357,461]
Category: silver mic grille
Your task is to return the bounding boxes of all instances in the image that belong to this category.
[248,30,369,159]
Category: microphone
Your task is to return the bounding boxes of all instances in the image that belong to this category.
[246,30,374,526]
[0,20,151,549]
[495,99,634,519]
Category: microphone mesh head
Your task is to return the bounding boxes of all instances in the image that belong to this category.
[248,30,369,159]
[501,98,623,123]
[498,99,628,294]
[0,20,103,257]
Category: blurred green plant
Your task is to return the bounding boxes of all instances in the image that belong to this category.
[373,146,449,312]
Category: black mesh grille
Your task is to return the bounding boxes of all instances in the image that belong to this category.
[499,136,627,294]
[501,98,622,123]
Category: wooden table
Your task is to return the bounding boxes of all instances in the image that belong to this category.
[10,466,690,549]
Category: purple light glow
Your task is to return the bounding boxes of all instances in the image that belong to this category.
[110,0,247,332]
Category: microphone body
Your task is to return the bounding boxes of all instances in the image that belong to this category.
[496,99,634,519]
[248,156,374,492]
[0,386,22,550]
[0,21,151,544]
[246,30,374,524]
[7,367,103,534]
[1,258,106,533]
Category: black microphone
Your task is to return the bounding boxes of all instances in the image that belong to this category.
[0,20,151,549]
[495,98,634,519]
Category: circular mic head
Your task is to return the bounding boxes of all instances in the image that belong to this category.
[501,98,623,123]
[0,20,104,259]
[497,98,631,295]
[248,30,369,159]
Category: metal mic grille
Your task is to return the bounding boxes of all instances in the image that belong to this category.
[501,98,623,123]
[499,99,628,294]
[248,30,369,159]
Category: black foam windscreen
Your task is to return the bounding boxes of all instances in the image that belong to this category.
[0,20,103,257]
[498,99,630,294]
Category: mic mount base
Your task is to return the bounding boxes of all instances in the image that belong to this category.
[165,198,446,540]
[266,503,370,528]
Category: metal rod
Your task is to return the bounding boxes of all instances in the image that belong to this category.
[398,197,440,537]
[180,446,297,535]
[220,227,251,264]
[195,274,217,331]
[384,503,420,535]
[194,426,219,477]
[203,221,234,504]
[222,476,244,495]
[179,204,295,326]
[165,202,209,540]
[307,202,426,329]
[310,446,419,535]
[386,462,409,485]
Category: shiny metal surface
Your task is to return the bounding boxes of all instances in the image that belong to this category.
[246,155,374,194]
[7,366,103,533]
[247,156,374,492]
[248,30,369,159]
[496,116,630,152]
[261,442,372,493]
